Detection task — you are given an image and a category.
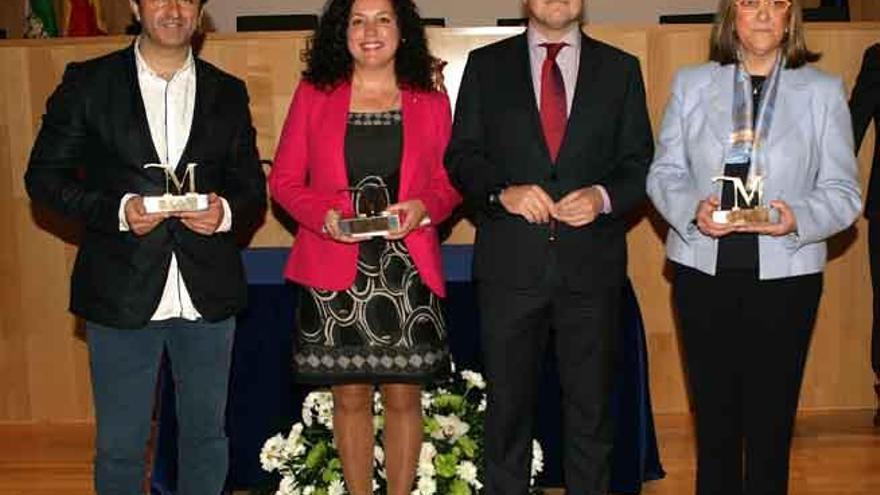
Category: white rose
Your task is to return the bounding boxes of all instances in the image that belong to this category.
[416,476,437,495]
[374,445,385,466]
[460,370,486,390]
[260,434,287,472]
[373,391,384,414]
[301,403,314,427]
[420,392,433,411]
[277,475,298,495]
[477,398,487,412]
[456,460,483,489]
[328,479,346,495]
[316,405,333,429]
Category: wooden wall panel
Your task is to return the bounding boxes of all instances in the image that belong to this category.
[0,1,23,39]
[851,0,880,21]
[1,24,878,422]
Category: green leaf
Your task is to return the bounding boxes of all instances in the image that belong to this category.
[434,394,465,411]
[305,442,328,469]
[322,466,341,483]
[449,479,472,495]
[457,436,477,458]
[424,416,440,435]
[435,452,459,478]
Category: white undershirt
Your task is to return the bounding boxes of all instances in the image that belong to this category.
[118,37,232,321]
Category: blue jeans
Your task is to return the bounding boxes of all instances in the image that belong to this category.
[86,318,235,495]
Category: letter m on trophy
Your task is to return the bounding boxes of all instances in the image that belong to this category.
[142,162,209,214]
[710,175,772,225]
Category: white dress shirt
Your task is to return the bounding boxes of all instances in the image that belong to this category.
[527,22,582,116]
[118,37,232,321]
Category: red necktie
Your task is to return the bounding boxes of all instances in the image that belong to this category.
[540,43,568,162]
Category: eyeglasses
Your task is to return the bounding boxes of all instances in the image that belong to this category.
[735,0,792,14]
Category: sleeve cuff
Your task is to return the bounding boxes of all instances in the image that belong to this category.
[595,185,612,214]
[118,193,138,231]
[217,197,233,233]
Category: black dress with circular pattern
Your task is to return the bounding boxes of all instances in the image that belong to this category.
[293,110,450,385]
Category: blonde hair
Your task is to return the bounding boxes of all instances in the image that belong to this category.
[709,0,821,68]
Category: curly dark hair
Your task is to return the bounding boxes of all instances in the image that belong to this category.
[303,0,434,92]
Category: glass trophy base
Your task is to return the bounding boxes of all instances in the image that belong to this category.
[143,193,209,214]
[712,206,772,225]
[338,213,401,238]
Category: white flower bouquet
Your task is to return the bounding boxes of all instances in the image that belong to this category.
[259,368,544,494]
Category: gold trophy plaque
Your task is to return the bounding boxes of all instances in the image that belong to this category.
[142,162,209,214]
[711,175,771,224]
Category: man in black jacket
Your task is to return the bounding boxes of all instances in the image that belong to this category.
[25,0,266,492]
[445,1,653,493]
[850,41,880,426]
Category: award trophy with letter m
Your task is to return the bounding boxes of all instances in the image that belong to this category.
[142,162,209,214]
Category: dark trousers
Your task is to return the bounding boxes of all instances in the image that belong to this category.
[479,252,620,495]
[869,221,880,375]
[87,318,235,495]
[673,264,822,495]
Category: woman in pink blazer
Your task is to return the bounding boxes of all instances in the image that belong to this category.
[268,0,461,493]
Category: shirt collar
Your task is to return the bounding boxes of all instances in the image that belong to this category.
[134,36,195,80]
[527,22,583,52]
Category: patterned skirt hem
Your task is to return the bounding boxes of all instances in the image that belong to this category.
[293,345,450,386]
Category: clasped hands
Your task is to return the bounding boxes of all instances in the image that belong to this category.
[500,184,604,227]
[695,195,797,238]
[323,199,427,244]
[125,193,225,236]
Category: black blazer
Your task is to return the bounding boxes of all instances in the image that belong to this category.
[25,46,267,329]
[445,33,653,289]
[851,43,880,217]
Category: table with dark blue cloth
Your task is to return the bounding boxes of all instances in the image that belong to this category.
[151,246,664,493]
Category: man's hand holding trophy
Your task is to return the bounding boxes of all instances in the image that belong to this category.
[125,162,225,237]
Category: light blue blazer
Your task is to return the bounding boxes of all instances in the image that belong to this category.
[647,62,861,280]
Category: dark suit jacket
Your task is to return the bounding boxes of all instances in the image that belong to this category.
[25,45,267,329]
[851,43,880,217]
[445,32,653,289]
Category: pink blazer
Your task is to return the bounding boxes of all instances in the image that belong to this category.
[269,80,461,297]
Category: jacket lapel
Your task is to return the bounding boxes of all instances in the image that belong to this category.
[555,32,599,164]
[701,63,735,148]
[511,33,550,161]
[123,44,161,168]
[766,69,805,147]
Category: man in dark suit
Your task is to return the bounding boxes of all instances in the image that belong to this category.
[445,1,653,493]
[850,42,880,426]
[25,0,266,492]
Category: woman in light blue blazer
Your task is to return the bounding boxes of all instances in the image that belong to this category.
[647,1,861,494]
